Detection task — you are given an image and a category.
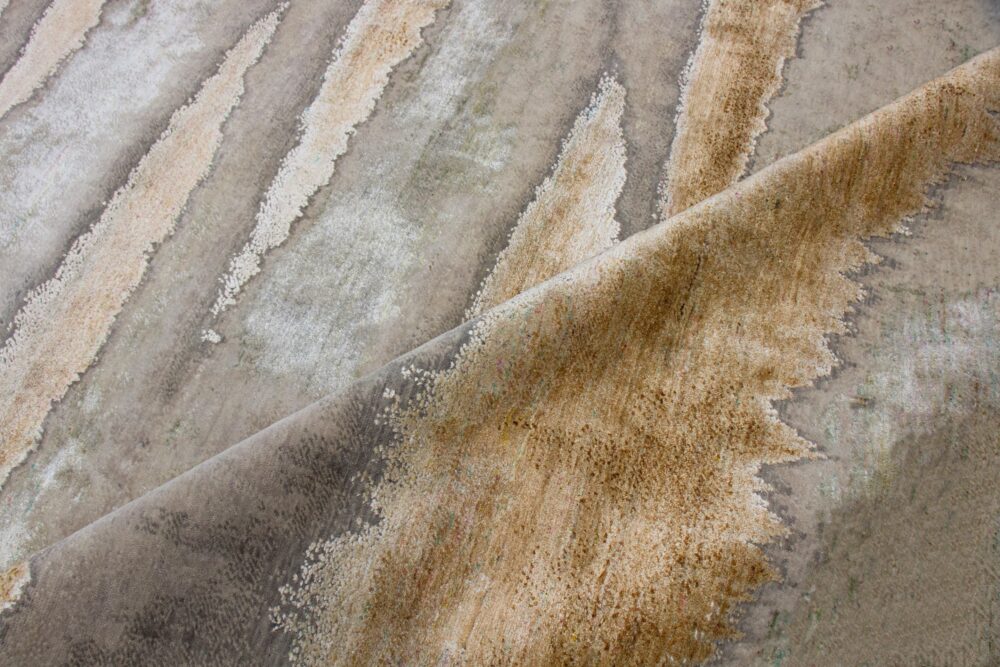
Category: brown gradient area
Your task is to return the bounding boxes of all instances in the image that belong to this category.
[277,51,1000,665]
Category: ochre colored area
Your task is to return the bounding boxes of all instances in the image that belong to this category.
[664,0,820,217]
[281,51,1000,664]
[277,51,1000,665]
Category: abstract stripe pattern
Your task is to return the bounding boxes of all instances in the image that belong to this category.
[207,0,450,325]
[0,8,283,488]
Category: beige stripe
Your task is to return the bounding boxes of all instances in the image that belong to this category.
[208,0,450,323]
[0,0,105,120]
[662,0,820,217]
[0,8,284,488]
[467,76,626,318]
[277,50,1000,665]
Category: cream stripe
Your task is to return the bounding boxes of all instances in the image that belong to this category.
[0,0,105,120]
